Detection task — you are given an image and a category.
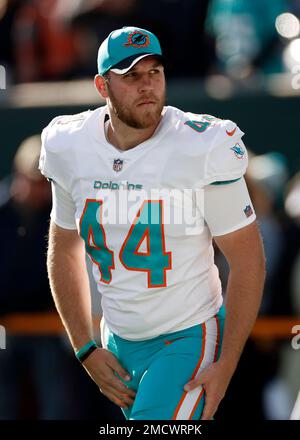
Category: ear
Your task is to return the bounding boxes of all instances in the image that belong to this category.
[94,74,109,99]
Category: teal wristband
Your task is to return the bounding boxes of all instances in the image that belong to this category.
[75,340,97,363]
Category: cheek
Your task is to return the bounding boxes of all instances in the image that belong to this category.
[156,78,166,96]
[111,85,135,104]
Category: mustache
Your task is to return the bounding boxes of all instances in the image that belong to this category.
[136,95,159,105]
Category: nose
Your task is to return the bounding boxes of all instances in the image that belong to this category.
[138,74,153,92]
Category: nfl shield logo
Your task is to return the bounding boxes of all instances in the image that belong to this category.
[113,158,123,172]
[244,205,253,218]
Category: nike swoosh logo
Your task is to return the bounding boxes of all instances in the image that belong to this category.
[226,127,237,136]
[164,337,186,345]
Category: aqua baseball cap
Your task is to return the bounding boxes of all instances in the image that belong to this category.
[97,26,163,76]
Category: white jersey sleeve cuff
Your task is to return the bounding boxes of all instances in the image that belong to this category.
[204,177,256,237]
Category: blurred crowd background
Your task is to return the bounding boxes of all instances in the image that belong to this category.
[0,0,300,421]
[1,0,300,84]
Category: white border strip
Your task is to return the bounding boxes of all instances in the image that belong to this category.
[175,317,218,420]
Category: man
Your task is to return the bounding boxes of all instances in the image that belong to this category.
[39,26,266,420]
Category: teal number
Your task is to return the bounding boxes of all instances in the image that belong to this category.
[119,200,172,287]
[80,199,114,284]
[185,120,210,133]
[80,199,172,287]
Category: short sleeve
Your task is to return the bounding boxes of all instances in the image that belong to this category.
[39,127,52,180]
[39,115,77,229]
[39,116,62,182]
[50,180,77,230]
[204,120,248,185]
[38,115,71,192]
[204,177,256,236]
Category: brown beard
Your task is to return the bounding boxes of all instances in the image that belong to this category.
[106,83,165,129]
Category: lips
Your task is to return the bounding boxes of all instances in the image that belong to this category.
[137,96,157,106]
[137,101,156,106]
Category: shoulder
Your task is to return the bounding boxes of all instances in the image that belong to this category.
[166,106,241,144]
[181,109,243,142]
[39,108,104,187]
[166,107,248,184]
[41,108,101,152]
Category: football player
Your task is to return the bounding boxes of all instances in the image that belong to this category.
[39,26,266,420]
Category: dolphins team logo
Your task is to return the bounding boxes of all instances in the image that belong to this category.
[124,31,150,48]
[230,143,245,159]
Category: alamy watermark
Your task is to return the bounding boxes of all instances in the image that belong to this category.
[0,65,6,90]
[0,325,6,350]
[94,187,205,236]
[291,325,300,350]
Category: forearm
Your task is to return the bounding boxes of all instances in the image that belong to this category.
[219,263,265,370]
[47,224,93,351]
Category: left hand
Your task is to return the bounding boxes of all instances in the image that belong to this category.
[184,360,235,420]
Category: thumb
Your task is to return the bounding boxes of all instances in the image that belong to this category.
[184,370,206,392]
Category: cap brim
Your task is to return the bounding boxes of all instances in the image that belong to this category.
[110,53,163,74]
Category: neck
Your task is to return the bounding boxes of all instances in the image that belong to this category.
[106,110,161,151]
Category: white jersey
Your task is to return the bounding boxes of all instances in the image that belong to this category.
[39,105,255,340]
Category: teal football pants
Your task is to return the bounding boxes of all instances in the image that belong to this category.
[103,305,225,420]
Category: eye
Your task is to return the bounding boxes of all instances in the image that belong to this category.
[149,69,160,74]
[124,71,137,78]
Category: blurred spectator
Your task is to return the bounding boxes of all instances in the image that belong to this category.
[265,170,300,316]
[0,135,75,419]
[246,152,289,314]
[286,172,300,312]
[67,0,139,78]
[12,0,77,82]
[206,0,288,78]
[3,0,300,84]
[1,0,215,82]
[60,0,212,79]
[265,171,300,419]
[0,135,53,314]
[0,0,23,84]
[280,172,300,410]
[245,152,299,420]
[0,134,124,420]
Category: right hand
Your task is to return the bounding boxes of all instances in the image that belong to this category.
[81,348,136,409]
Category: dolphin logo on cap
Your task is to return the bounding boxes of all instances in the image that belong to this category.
[124,31,150,48]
